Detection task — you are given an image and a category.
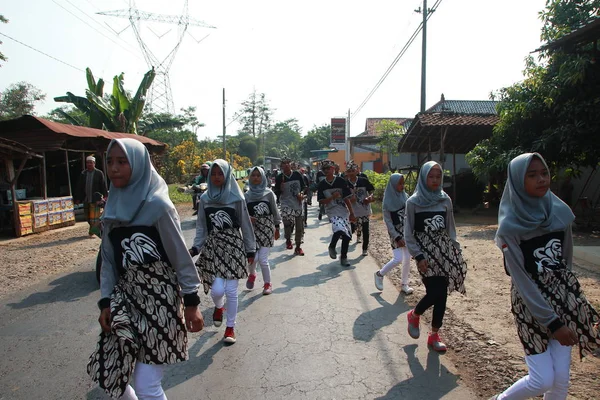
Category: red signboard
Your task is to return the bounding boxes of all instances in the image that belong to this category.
[331,118,346,144]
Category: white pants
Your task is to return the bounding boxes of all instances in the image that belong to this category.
[499,339,571,400]
[248,247,272,283]
[120,362,166,400]
[379,247,411,285]
[211,277,239,327]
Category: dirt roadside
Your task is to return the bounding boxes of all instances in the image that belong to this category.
[368,210,600,400]
[0,203,598,398]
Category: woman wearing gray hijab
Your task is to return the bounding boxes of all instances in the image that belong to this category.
[404,161,467,352]
[189,159,256,344]
[88,138,204,399]
[244,166,281,295]
[374,173,413,294]
[491,153,599,400]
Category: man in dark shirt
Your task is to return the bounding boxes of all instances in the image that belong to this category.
[75,155,108,236]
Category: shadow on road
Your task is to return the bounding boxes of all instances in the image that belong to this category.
[353,292,412,342]
[271,262,347,295]
[375,344,461,399]
[162,331,221,391]
[6,270,97,309]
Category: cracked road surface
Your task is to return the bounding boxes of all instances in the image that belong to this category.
[0,207,476,399]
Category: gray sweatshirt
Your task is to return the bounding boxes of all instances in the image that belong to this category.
[403,197,459,261]
[496,227,573,331]
[100,207,201,304]
[192,200,256,256]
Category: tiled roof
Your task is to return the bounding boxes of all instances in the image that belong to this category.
[398,96,500,154]
[425,99,499,115]
[364,118,412,136]
[418,113,499,127]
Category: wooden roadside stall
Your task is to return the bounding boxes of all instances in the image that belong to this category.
[0,138,43,236]
[397,96,499,203]
[0,115,166,237]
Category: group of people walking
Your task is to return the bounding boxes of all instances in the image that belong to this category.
[87,138,599,400]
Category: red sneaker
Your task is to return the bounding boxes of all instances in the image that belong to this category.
[427,331,447,352]
[224,327,236,344]
[262,283,273,295]
[294,247,305,256]
[286,239,293,249]
[213,307,224,327]
[407,309,420,339]
[246,273,257,289]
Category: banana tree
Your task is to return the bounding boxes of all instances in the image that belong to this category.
[54,67,156,134]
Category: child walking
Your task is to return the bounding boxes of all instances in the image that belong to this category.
[317,159,356,267]
[374,173,414,294]
[491,153,599,400]
[344,160,375,256]
[244,166,281,295]
[88,138,204,399]
[274,157,306,255]
[404,161,467,352]
[189,159,256,344]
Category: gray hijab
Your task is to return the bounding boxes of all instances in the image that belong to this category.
[496,153,574,245]
[201,159,244,205]
[102,138,172,225]
[408,161,449,207]
[245,166,271,202]
[383,173,408,212]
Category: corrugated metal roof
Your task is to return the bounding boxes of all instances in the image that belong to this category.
[0,115,166,153]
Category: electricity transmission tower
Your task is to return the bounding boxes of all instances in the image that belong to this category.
[98,0,215,114]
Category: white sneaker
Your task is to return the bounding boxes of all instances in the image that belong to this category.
[361,250,368,256]
[401,284,414,295]
[374,271,384,291]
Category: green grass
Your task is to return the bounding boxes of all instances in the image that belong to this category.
[168,181,246,204]
[168,184,192,204]
[370,202,383,220]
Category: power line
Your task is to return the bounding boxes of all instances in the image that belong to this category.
[0,32,84,72]
[351,0,444,118]
[51,0,141,58]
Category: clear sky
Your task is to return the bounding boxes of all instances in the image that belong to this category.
[1,0,547,141]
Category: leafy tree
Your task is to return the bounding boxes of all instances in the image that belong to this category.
[0,15,8,66]
[466,1,600,180]
[238,135,259,162]
[375,119,404,162]
[264,119,302,159]
[301,124,331,158]
[238,90,273,138]
[45,105,87,125]
[0,82,46,120]
[54,67,156,134]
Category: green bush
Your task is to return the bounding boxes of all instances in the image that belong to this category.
[364,170,418,200]
[168,184,192,204]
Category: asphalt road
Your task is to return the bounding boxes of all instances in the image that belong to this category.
[0,206,477,400]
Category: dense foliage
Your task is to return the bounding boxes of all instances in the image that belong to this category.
[466,1,600,180]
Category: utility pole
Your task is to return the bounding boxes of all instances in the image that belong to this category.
[222,88,226,159]
[419,0,428,112]
[345,109,351,163]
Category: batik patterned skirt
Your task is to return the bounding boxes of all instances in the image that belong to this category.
[511,267,600,359]
[280,205,303,224]
[195,228,248,294]
[331,215,352,240]
[414,229,467,295]
[254,215,275,248]
[87,261,187,398]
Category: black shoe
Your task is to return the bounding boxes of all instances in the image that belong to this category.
[192,211,198,216]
